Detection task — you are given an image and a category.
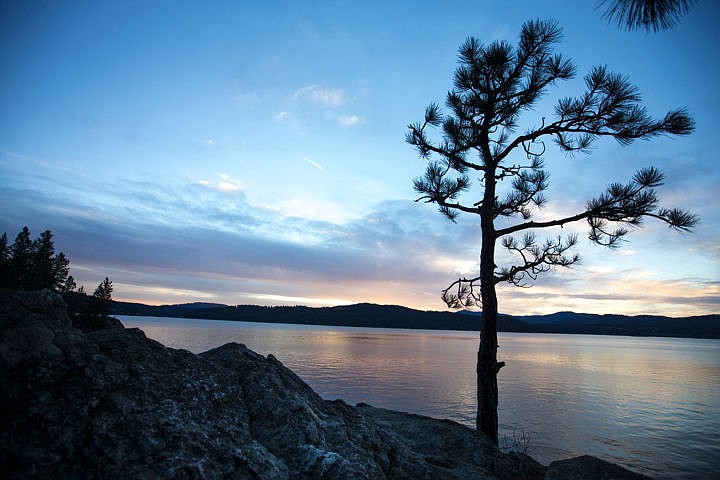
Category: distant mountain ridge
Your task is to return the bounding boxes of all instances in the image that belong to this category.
[110,300,720,339]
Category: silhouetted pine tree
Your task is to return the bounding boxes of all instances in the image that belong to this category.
[9,227,33,289]
[90,277,113,316]
[61,275,77,293]
[52,252,70,292]
[407,19,697,444]
[30,230,56,290]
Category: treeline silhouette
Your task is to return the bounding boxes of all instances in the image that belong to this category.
[110,301,526,331]
[0,227,113,316]
[111,301,720,339]
[0,227,71,292]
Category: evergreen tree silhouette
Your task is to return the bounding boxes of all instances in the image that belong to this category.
[407,19,697,444]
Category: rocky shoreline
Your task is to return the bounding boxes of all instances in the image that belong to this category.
[0,289,651,479]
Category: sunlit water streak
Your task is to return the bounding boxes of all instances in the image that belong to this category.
[119,316,720,480]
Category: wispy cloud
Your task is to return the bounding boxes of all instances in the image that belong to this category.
[274,111,290,122]
[197,173,244,193]
[1,160,716,314]
[293,84,345,107]
[248,293,354,306]
[338,115,361,127]
[118,283,220,304]
[0,171,468,308]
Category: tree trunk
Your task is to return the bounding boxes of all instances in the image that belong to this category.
[476,272,502,444]
[477,159,502,444]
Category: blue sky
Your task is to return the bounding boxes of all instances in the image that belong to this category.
[1,1,718,316]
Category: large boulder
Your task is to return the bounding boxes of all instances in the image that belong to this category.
[0,289,651,479]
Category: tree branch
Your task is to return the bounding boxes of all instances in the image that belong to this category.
[494,234,580,286]
[496,167,698,243]
[441,275,483,309]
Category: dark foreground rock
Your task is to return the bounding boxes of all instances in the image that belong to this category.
[0,289,651,479]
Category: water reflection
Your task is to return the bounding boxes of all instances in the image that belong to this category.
[120,317,720,480]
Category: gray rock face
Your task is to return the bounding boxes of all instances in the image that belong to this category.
[545,456,652,480]
[0,289,652,479]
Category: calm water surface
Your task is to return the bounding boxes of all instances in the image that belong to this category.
[119,316,720,480]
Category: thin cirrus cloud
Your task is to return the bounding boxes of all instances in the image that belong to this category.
[286,85,362,128]
[496,277,720,317]
[2,175,716,314]
[292,85,345,107]
[197,174,244,193]
[0,159,715,314]
[338,115,361,127]
[274,111,290,121]
[0,167,468,305]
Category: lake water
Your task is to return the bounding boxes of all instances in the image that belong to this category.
[119,315,720,480]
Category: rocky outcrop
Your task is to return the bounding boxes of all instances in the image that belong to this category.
[545,455,654,480]
[0,289,651,479]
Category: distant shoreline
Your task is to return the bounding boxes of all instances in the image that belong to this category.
[110,300,720,340]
